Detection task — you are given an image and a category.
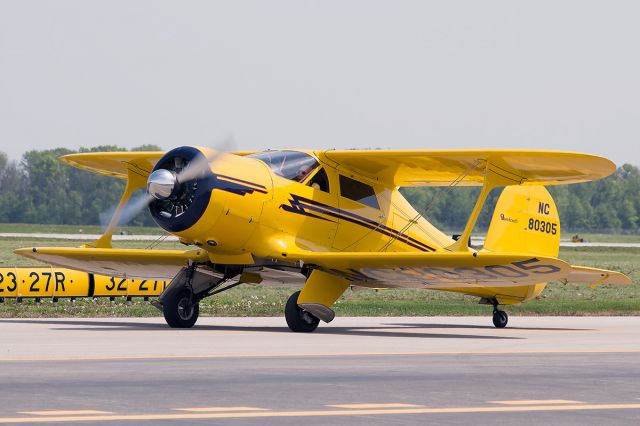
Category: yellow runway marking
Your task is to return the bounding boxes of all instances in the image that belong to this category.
[19,410,112,416]
[1,403,640,423]
[173,407,267,412]
[1,348,640,362]
[489,400,583,405]
[327,403,423,409]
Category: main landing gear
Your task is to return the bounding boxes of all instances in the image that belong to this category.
[162,286,199,328]
[285,291,320,333]
[157,264,243,328]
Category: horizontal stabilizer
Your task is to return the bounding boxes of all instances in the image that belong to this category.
[565,266,632,286]
[14,247,209,279]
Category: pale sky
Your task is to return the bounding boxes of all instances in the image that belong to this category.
[1,0,639,166]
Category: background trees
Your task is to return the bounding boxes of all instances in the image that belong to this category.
[400,164,640,234]
[0,146,638,233]
[0,145,159,227]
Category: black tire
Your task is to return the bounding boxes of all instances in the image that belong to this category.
[163,289,199,328]
[285,291,320,333]
[492,310,508,328]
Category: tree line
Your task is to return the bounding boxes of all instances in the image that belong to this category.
[0,145,161,227]
[401,163,640,233]
[0,147,638,233]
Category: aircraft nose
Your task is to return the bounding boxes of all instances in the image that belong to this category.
[147,169,177,200]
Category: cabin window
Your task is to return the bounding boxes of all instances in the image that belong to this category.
[339,175,379,209]
[248,151,319,182]
[307,168,330,193]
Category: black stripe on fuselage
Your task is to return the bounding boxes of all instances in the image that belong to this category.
[212,173,268,196]
[281,194,436,252]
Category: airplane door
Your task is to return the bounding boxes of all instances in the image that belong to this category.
[276,167,339,251]
[332,174,386,251]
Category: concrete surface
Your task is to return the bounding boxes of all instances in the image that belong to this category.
[0,316,639,425]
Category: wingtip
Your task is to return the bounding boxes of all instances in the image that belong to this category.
[14,247,37,257]
[619,273,633,285]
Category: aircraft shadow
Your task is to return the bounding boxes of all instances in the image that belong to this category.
[385,322,594,332]
[0,318,538,340]
[314,327,523,340]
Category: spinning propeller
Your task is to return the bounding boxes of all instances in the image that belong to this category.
[103,139,235,229]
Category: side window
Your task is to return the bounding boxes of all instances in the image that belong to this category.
[307,168,330,193]
[339,175,379,209]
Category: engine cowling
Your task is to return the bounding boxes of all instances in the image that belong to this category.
[146,146,273,252]
[148,146,216,233]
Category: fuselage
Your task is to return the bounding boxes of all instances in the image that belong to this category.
[145,147,554,303]
[153,147,454,260]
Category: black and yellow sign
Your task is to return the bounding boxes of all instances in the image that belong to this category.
[0,267,169,299]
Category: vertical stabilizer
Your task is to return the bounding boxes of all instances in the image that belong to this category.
[483,185,561,302]
[485,185,561,257]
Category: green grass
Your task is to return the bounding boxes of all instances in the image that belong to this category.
[0,223,163,235]
[4,224,640,243]
[452,230,640,243]
[565,233,640,243]
[0,237,638,317]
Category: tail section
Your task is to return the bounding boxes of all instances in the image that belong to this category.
[485,185,561,257]
[484,185,561,303]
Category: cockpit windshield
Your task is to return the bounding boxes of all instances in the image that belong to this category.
[248,151,319,182]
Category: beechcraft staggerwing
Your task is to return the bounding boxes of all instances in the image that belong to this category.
[15,147,631,330]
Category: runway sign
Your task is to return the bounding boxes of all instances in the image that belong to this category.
[93,275,169,297]
[0,267,169,299]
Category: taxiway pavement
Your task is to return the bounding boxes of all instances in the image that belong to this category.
[0,316,639,425]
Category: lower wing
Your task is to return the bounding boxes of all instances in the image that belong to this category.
[288,251,631,289]
[14,247,209,279]
[15,246,631,288]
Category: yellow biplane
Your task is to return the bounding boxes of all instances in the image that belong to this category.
[15,147,631,330]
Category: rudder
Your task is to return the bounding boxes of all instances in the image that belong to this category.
[483,185,561,302]
[485,185,561,257]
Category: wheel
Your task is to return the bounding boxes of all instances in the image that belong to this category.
[163,289,199,328]
[492,309,508,328]
[285,291,320,333]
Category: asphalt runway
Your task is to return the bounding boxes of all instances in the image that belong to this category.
[0,316,639,425]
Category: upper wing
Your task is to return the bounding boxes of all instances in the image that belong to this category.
[60,150,258,179]
[61,151,165,179]
[320,149,616,187]
[14,247,209,279]
[290,250,572,288]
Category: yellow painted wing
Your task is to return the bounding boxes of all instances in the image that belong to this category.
[566,266,632,286]
[60,151,165,179]
[60,150,258,179]
[321,149,616,187]
[290,251,572,288]
[14,247,209,279]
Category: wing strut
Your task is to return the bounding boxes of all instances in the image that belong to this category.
[86,166,148,249]
[447,161,525,252]
[380,159,484,252]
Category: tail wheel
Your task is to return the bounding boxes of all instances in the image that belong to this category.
[492,309,508,328]
[163,289,199,328]
[285,291,320,333]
